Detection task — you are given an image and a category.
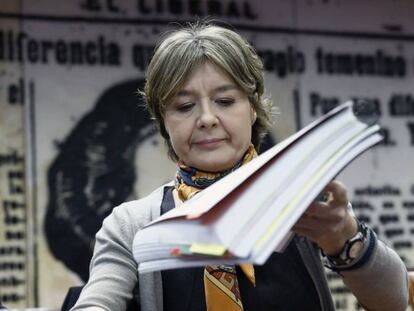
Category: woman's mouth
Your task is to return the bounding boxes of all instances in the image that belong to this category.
[193,138,225,149]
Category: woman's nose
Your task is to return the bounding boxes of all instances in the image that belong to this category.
[197,102,219,129]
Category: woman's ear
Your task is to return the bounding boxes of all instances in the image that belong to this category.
[251,108,257,125]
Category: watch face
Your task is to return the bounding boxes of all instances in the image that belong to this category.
[349,240,364,259]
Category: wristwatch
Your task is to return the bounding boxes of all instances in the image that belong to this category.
[326,219,368,267]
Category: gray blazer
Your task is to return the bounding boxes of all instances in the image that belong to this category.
[72,183,409,311]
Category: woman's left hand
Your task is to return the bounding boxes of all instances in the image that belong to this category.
[292,180,358,256]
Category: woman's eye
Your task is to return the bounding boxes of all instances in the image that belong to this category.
[216,98,235,106]
[176,102,195,112]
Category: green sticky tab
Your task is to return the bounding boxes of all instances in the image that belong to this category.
[190,243,227,257]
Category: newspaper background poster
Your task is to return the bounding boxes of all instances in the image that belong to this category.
[0,0,413,309]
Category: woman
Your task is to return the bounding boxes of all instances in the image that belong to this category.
[71,22,409,311]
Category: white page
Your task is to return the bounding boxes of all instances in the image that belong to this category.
[133,218,220,262]
[228,122,374,258]
[210,110,363,251]
[251,132,383,264]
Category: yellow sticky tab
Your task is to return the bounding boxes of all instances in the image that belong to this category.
[190,243,227,257]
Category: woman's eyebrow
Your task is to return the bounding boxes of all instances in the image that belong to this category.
[176,90,193,97]
[213,84,238,93]
[176,84,238,97]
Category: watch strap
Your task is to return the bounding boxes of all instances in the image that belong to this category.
[324,221,376,272]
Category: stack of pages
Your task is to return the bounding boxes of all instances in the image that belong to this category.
[133,100,382,273]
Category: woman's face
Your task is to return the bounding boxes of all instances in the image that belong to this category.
[164,62,256,172]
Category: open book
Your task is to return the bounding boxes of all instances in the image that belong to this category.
[132,100,382,273]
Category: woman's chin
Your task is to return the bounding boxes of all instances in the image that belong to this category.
[189,159,237,173]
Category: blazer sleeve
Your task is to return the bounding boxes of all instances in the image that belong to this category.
[70,199,153,311]
[341,233,409,311]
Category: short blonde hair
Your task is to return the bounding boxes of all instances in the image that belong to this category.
[144,22,272,161]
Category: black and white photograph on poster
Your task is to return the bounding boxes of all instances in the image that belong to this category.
[0,0,413,310]
[15,19,181,307]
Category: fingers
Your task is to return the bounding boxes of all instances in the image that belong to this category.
[293,180,349,238]
[292,225,321,245]
[303,200,347,223]
[304,180,348,219]
[294,207,343,231]
[323,180,348,206]
[292,180,358,254]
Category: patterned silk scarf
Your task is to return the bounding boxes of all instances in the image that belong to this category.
[175,145,257,310]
